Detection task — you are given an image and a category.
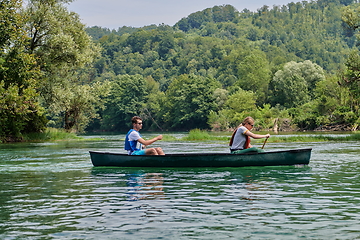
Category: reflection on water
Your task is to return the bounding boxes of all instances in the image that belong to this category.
[126,172,165,201]
[0,135,360,239]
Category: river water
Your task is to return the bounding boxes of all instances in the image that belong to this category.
[0,133,359,239]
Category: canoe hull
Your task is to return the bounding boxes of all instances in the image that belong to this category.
[89,148,311,168]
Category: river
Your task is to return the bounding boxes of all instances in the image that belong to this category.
[0,133,359,239]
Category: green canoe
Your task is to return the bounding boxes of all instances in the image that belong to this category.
[89,148,311,168]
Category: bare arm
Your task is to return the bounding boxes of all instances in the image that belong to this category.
[245,131,270,139]
[137,135,163,146]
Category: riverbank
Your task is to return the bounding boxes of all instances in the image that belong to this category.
[181,129,360,142]
[2,128,360,143]
[1,128,83,143]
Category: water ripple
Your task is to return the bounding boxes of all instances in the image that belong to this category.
[1,140,360,239]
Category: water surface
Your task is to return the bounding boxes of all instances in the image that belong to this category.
[0,134,359,239]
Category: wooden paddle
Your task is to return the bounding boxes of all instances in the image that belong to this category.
[261,137,269,149]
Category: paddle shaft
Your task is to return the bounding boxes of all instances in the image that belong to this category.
[261,137,269,149]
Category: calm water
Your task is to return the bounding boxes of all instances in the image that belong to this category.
[0,133,359,239]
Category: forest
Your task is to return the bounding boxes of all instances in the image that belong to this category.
[1,0,360,142]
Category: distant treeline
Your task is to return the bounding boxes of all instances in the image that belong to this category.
[84,0,359,132]
[1,0,360,142]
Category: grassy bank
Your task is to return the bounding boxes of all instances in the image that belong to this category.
[180,129,360,142]
[6,128,359,143]
[21,128,83,142]
[271,134,360,142]
[181,129,229,141]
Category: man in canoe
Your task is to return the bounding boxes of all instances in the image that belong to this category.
[125,116,165,155]
[229,116,270,154]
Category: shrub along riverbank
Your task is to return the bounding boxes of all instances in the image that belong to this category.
[22,128,82,142]
[1,128,82,143]
[2,128,359,143]
[181,129,360,143]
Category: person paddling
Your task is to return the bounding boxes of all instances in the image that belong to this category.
[229,116,270,154]
[125,116,165,155]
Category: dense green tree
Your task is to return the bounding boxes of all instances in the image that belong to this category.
[270,60,325,108]
[45,71,111,132]
[101,74,148,131]
[82,0,360,131]
[163,74,220,129]
[3,0,359,137]
[0,0,46,141]
[339,4,360,128]
[341,4,360,103]
[25,0,94,70]
[175,5,239,32]
[236,50,271,104]
[314,75,350,125]
[207,88,257,130]
[139,76,166,130]
[86,26,112,40]
[23,0,102,132]
[287,74,347,130]
[341,50,360,112]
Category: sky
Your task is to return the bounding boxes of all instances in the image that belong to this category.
[67,0,295,29]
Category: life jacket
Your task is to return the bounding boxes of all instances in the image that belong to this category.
[124,129,142,153]
[229,128,237,147]
[244,135,250,149]
[229,128,251,149]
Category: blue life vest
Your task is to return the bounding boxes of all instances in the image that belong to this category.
[124,129,142,153]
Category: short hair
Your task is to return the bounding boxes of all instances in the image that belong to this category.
[131,116,142,124]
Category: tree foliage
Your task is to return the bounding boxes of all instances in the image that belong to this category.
[2,0,360,140]
[0,0,46,141]
[84,1,360,131]
[101,74,148,131]
[24,0,103,132]
[339,4,360,128]
[163,74,220,129]
[270,60,325,108]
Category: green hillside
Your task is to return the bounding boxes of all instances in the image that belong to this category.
[1,0,360,142]
[84,1,359,131]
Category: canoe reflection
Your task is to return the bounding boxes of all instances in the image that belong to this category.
[126,173,164,201]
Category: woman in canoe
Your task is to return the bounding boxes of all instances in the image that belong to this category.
[229,116,270,154]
